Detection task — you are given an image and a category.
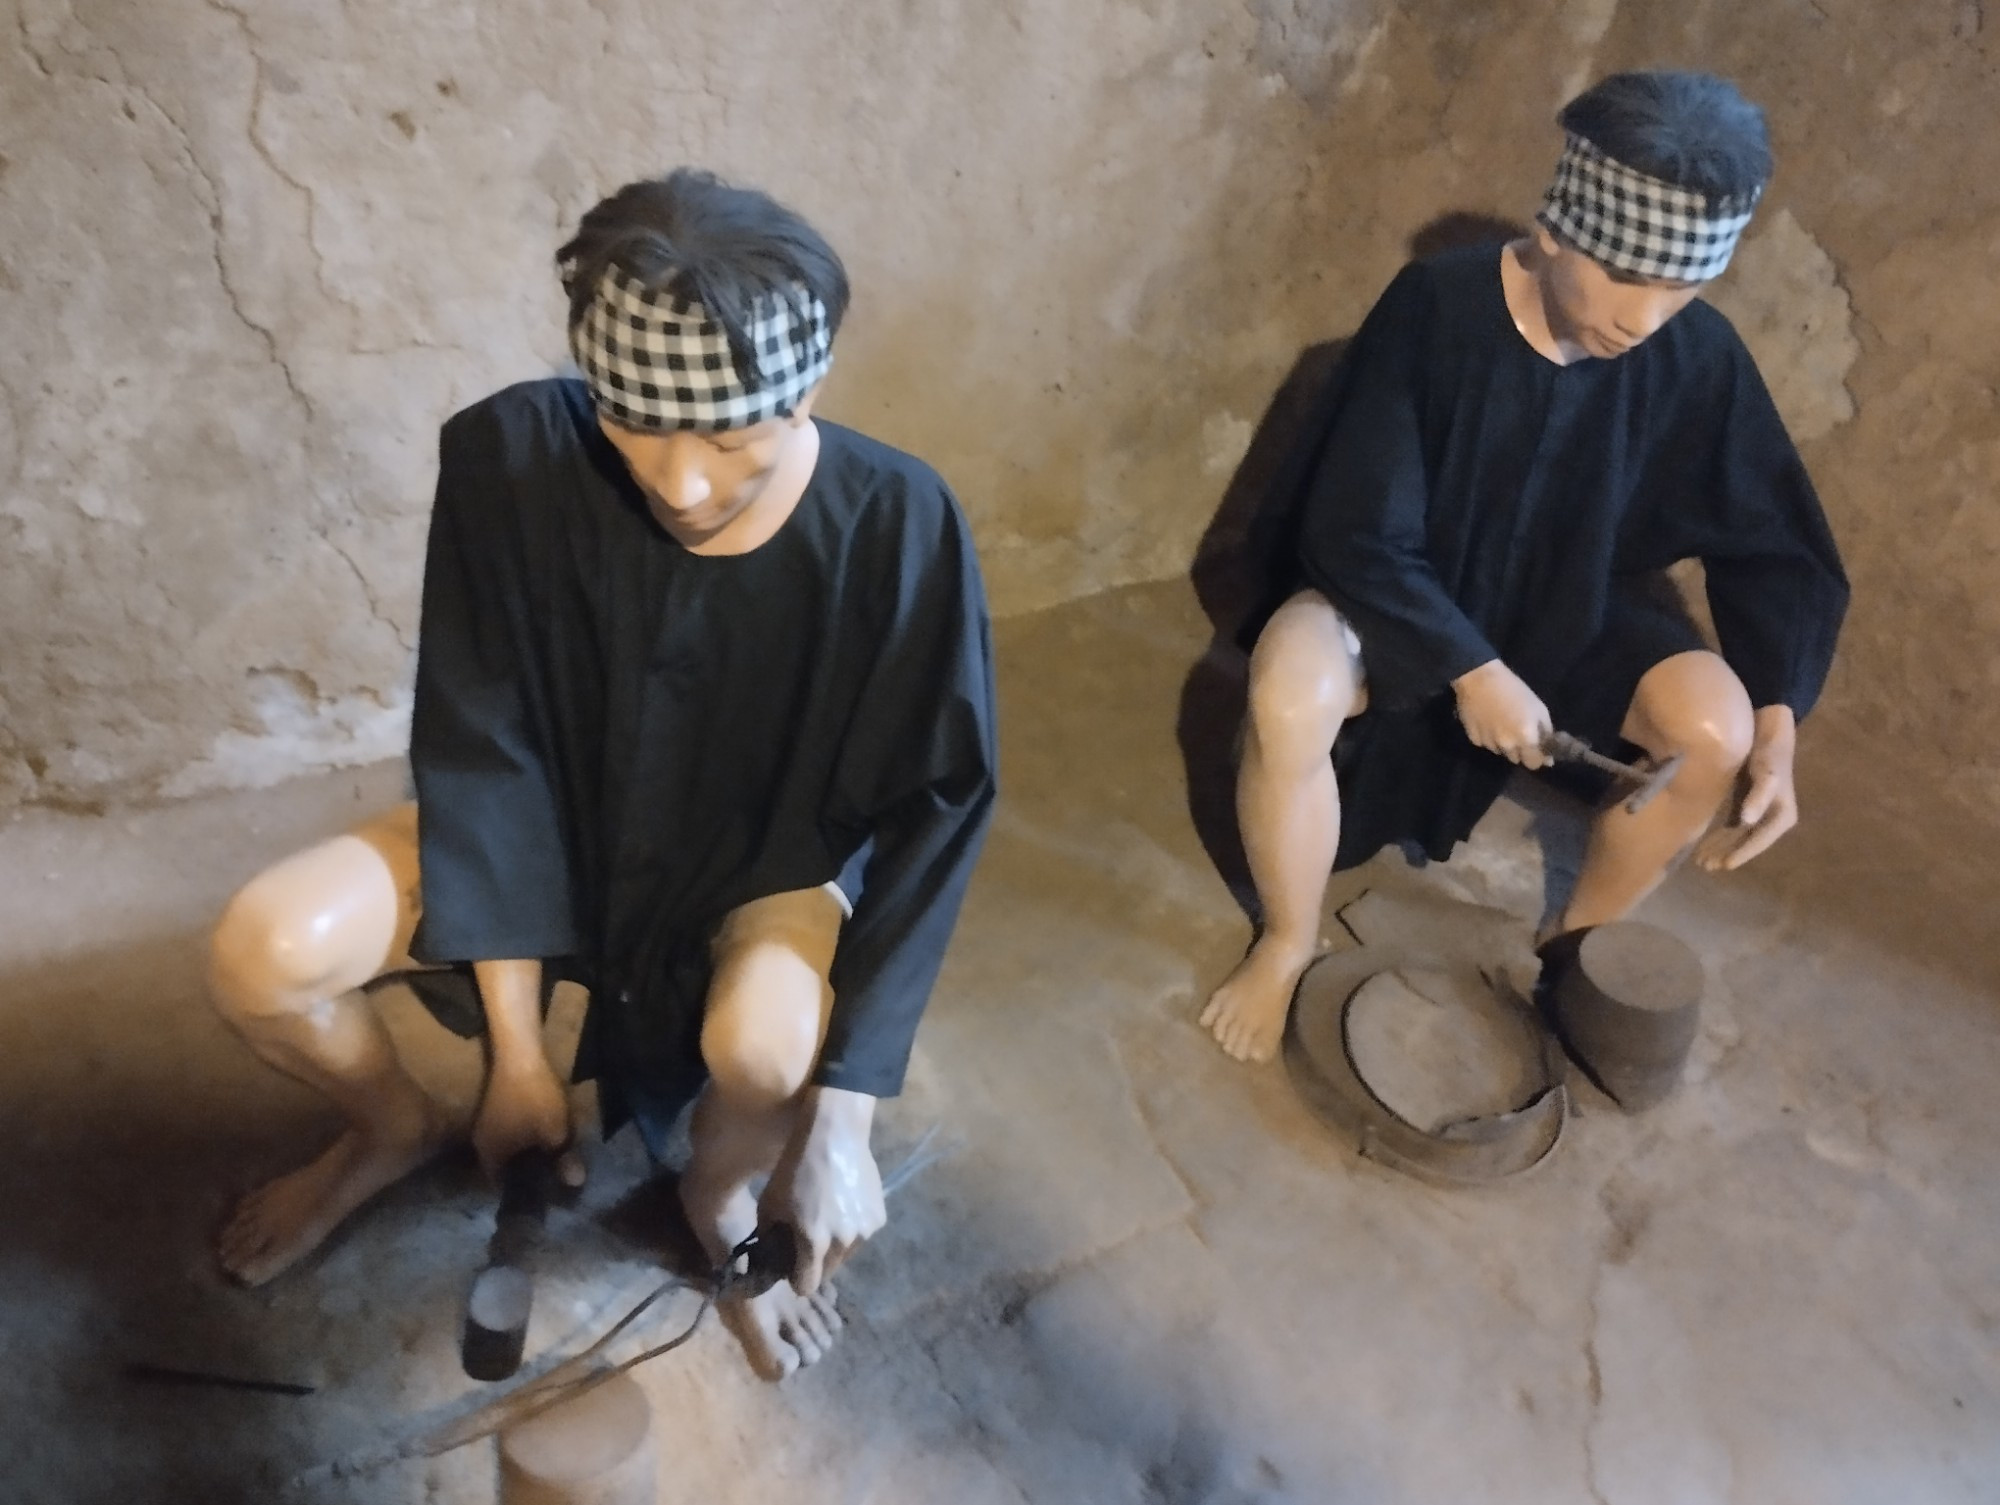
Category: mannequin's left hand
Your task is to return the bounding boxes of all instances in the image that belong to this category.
[1695,707,1798,872]
[759,1086,884,1297]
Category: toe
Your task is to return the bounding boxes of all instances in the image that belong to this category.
[784,1318,823,1367]
[809,1289,843,1331]
[218,1214,261,1267]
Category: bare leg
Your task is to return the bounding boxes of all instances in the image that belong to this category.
[1200,591,1365,1063]
[678,888,846,1381]
[210,803,450,1285]
[1552,652,1753,937]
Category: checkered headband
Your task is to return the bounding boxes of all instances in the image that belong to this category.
[1538,132,1761,283]
[569,266,833,432]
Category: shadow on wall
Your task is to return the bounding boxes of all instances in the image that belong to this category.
[1174,213,1530,922]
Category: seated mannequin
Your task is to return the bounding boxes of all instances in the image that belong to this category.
[1201,71,1849,1062]
[210,169,998,1382]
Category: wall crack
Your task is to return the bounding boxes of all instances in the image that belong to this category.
[202,0,359,347]
[36,0,318,429]
[320,528,411,651]
[14,6,55,78]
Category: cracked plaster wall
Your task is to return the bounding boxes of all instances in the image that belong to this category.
[2,0,1996,816]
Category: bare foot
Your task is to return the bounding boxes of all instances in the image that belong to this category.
[1199,936,1316,1063]
[717,1281,845,1382]
[217,1096,448,1286]
[681,1176,846,1381]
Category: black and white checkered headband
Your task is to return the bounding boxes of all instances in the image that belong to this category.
[1538,132,1760,283]
[569,267,833,432]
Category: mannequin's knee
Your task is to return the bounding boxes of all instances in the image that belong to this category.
[701,947,824,1105]
[211,888,319,1023]
[1633,654,1754,783]
[208,868,378,1024]
[1246,633,1357,761]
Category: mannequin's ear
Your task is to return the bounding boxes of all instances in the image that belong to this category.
[1530,220,1565,261]
[786,378,827,425]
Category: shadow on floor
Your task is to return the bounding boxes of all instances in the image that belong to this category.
[0,937,365,1503]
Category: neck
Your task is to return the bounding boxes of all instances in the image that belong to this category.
[1501,238,1589,367]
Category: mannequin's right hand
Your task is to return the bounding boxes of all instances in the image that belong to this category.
[1451,659,1554,769]
[472,1055,583,1186]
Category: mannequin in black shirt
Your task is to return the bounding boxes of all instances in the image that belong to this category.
[1203,73,1847,1062]
[208,171,997,1384]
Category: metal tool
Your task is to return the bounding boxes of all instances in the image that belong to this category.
[719,1125,947,1301]
[460,1148,557,1382]
[722,1222,799,1300]
[1543,730,1683,814]
[123,1361,316,1397]
[308,1126,953,1487]
[720,1120,944,1296]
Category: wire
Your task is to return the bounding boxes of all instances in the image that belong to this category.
[293,1125,951,1489]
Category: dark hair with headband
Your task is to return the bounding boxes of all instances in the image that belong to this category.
[556,169,851,381]
[1558,71,1772,201]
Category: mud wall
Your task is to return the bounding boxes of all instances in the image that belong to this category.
[2,0,1994,813]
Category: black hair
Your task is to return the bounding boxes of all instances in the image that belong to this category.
[1558,71,1772,202]
[556,168,850,381]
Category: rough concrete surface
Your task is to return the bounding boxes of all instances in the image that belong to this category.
[3,579,1996,1503]
[4,0,1998,821]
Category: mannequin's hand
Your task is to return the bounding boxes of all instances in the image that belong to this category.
[1696,706,1798,872]
[760,1087,884,1297]
[472,1053,581,1185]
[1452,659,1554,769]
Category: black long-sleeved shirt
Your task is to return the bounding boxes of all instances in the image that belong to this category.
[1287,244,1848,868]
[408,379,997,1141]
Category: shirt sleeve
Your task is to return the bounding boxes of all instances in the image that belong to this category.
[815,478,998,1098]
[1296,262,1500,704]
[407,407,582,963]
[1659,336,1850,718]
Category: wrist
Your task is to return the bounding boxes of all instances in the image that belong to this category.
[1752,704,1797,753]
[802,1085,877,1138]
[1451,658,1502,693]
[490,1039,556,1082]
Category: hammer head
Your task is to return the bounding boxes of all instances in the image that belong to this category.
[1622,752,1684,814]
[461,1264,534,1381]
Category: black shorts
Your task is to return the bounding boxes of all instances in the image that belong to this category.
[1329,574,1709,870]
[371,840,873,1042]
[1542,574,1710,759]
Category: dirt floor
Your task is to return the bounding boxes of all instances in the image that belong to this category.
[4,578,1997,1504]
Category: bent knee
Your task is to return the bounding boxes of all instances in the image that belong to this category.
[1632,653,1754,774]
[208,845,395,1019]
[701,948,826,1103]
[1248,614,1361,751]
[1247,662,1354,747]
[701,997,820,1103]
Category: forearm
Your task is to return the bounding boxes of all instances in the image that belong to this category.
[471,958,549,1074]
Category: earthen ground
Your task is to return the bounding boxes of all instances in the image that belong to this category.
[4,579,1996,1504]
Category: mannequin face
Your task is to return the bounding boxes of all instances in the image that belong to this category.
[598,388,819,548]
[1531,224,1707,359]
